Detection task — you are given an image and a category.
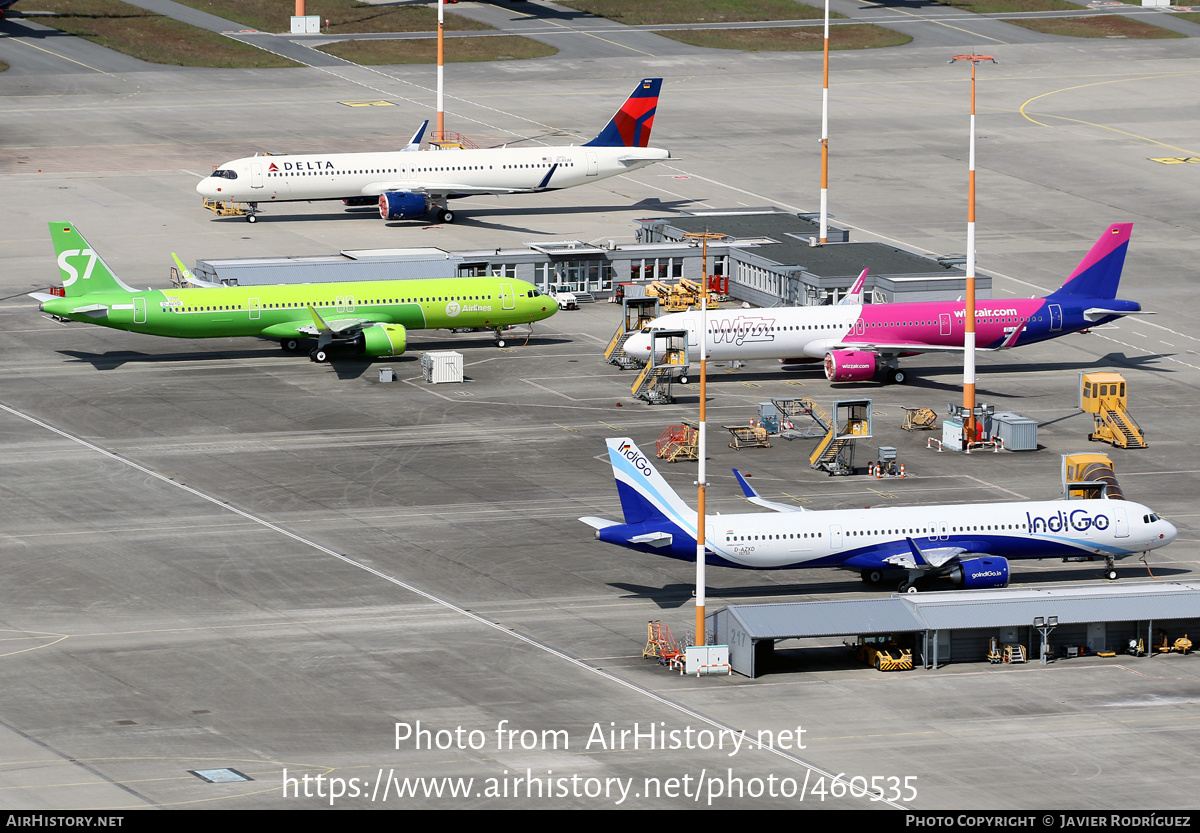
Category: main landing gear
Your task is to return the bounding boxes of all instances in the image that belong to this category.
[309,346,329,363]
[435,208,456,224]
[1104,555,1119,582]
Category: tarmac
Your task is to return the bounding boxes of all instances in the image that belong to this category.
[1,1,1200,811]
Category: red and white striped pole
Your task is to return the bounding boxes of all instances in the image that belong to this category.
[949,54,995,446]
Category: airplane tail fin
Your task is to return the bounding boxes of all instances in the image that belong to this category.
[49,223,137,297]
[605,437,697,527]
[584,79,662,148]
[1048,223,1132,301]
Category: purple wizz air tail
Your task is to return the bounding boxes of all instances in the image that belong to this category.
[623,224,1144,384]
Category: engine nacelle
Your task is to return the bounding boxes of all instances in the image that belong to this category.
[947,557,1009,589]
[379,192,429,221]
[824,350,877,382]
[358,324,408,357]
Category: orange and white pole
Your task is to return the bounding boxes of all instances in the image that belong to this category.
[682,232,725,647]
[950,54,994,446]
[819,0,830,244]
[437,0,445,140]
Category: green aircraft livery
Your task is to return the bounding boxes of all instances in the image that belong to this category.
[33,222,557,361]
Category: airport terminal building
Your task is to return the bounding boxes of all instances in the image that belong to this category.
[193,208,981,307]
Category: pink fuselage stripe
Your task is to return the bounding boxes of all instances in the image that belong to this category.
[854,298,1047,349]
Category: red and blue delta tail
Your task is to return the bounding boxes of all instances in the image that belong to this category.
[584,78,662,148]
[1049,223,1133,301]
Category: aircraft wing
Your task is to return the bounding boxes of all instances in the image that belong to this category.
[883,538,965,570]
[364,165,561,198]
[300,306,375,337]
[833,340,1011,355]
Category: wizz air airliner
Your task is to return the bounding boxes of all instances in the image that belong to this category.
[624,224,1146,384]
[581,438,1176,592]
[196,79,670,225]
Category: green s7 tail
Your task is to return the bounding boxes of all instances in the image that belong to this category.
[49,222,137,298]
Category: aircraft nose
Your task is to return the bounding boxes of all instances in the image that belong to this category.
[1162,520,1178,545]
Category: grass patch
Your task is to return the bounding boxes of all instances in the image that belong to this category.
[1006,14,1186,37]
[557,0,831,25]
[29,0,301,66]
[171,0,491,33]
[935,0,1086,12]
[658,24,912,50]
[1172,12,1200,24]
[318,35,558,64]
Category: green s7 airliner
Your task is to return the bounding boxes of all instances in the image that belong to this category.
[32,222,557,362]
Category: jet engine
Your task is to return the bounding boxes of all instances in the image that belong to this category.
[946,557,1009,589]
[823,350,877,382]
[357,324,408,357]
[379,192,429,221]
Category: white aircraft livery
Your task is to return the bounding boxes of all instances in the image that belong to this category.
[580,438,1176,591]
[196,79,670,225]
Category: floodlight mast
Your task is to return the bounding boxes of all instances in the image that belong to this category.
[437,0,445,139]
[819,0,831,244]
[683,231,726,646]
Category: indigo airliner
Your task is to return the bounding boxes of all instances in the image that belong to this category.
[581,438,1176,591]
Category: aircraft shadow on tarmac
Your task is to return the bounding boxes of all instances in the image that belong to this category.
[610,565,1187,609]
[57,332,565,373]
[207,198,698,233]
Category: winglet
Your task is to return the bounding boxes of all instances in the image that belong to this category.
[171,253,221,288]
[733,469,758,499]
[732,468,807,513]
[837,268,868,306]
[404,120,429,151]
[534,163,558,191]
[308,305,331,332]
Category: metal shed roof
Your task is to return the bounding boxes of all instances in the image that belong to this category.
[713,581,1200,639]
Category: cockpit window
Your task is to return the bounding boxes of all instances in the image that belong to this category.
[210,169,238,180]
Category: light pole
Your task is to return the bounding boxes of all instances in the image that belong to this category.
[682,231,725,646]
[948,53,996,447]
[819,0,831,244]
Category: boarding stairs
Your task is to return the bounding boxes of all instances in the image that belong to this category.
[772,398,831,440]
[809,400,871,476]
[631,365,678,405]
[605,326,640,369]
[809,432,854,474]
[1094,407,1147,449]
